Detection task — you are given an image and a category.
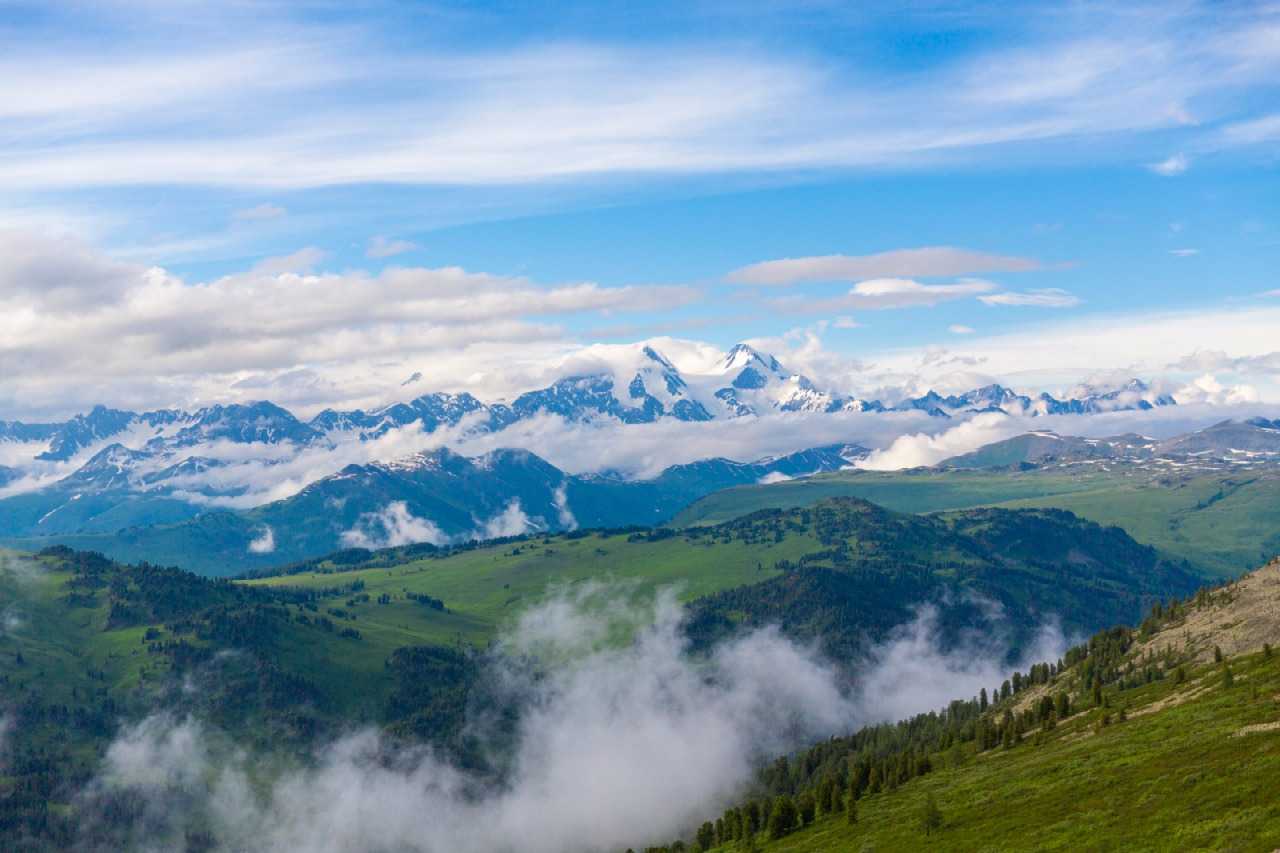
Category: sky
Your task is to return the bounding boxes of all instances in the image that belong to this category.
[1,0,1278,419]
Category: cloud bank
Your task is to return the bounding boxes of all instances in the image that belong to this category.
[74,584,1070,852]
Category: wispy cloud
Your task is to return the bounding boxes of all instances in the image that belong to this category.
[775,277,997,312]
[233,203,287,222]
[366,236,418,259]
[979,288,1080,308]
[728,247,1042,286]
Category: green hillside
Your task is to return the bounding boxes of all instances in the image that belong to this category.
[645,561,1280,853]
[245,499,1200,661]
[0,501,1211,847]
[673,468,1280,578]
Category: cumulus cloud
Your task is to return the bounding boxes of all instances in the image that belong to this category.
[979,288,1080,308]
[248,526,276,554]
[341,501,449,549]
[0,229,698,419]
[1174,374,1260,406]
[727,247,1041,286]
[76,584,1069,853]
[949,324,975,334]
[857,411,1023,470]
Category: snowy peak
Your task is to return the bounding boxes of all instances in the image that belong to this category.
[720,343,783,375]
[174,401,318,447]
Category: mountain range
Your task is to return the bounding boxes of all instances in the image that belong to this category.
[0,443,869,574]
[941,417,1280,470]
[0,343,1176,468]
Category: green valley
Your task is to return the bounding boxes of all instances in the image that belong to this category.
[673,467,1280,578]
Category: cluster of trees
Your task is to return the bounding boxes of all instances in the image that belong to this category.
[636,590,1228,852]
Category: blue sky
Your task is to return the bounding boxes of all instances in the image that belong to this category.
[0,0,1278,417]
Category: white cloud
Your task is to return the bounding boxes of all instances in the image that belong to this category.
[776,277,997,313]
[728,247,1041,286]
[551,483,577,531]
[3,6,1278,194]
[341,502,449,549]
[979,288,1081,308]
[0,229,698,419]
[1218,113,1280,146]
[366,236,418,259]
[949,324,975,334]
[248,526,276,554]
[78,584,1068,853]
[1170,248,1199,257]
[857,411,1023,470]
[1149,153,1190,175]
[478,499,536,539]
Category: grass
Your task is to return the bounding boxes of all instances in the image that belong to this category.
[708,651,1280,852]
[673,468,1280,578]
[243,529,818,651]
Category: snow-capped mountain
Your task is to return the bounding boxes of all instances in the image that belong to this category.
[0,344,1181,471]
[892,379,1176,419]
[943,418,1280,470]
[0,342,1183,528]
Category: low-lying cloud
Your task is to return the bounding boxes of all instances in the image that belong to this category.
[341,501,449,549]
[75,584,1070,852]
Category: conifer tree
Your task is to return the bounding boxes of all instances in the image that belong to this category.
[768,795,798,840]
[797,791,816,826]
[919,793,943,836]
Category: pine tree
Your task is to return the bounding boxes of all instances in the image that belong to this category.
[1264,642,1273,660]
[1223,665,1234,689]
[846,787,859,825]
[919,793,943,836]
[1214,645,1224,664]
[768,795,798,840]
[695,821,715,852]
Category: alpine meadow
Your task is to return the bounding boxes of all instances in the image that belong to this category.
[2,2,1280,852]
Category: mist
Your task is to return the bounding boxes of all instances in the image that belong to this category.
[75,584,1069,853]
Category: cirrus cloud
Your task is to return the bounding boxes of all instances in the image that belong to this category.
[728,247,1042,286]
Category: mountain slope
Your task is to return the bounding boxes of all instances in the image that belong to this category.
[655,559,1280,853]
[673,460,1280,578]
[1,445,866,575]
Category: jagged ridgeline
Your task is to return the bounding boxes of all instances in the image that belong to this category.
[1,498,1202,847]
[635,559,1280,853]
